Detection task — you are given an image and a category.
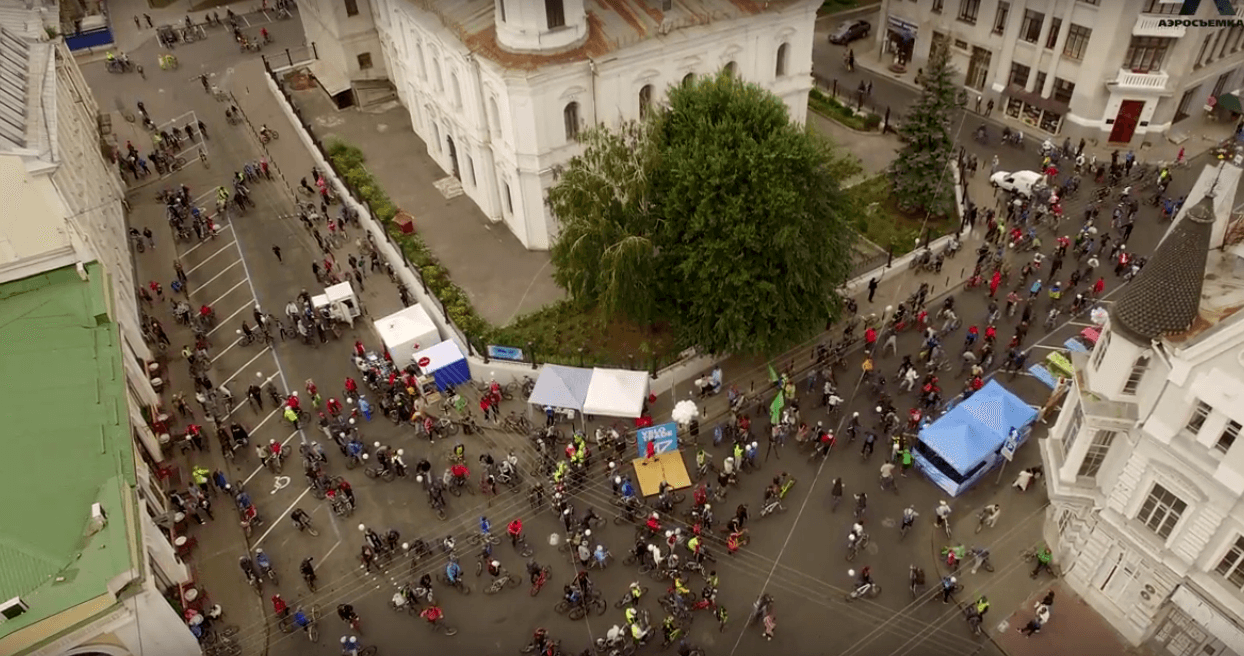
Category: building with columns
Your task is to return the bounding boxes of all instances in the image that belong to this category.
[876,0,1244,145]
[1040,161,1244,654]
[308,0,820,250]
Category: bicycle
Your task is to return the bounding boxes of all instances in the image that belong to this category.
[304,605,322,642]
[845,533,870,562]
[529,566,550,596]
[484,571,521,595]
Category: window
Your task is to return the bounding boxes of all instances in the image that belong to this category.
[682,72,695,86]
[932,0,944,13]
[954,38,969,50]
[1217,421,1241,454]
[434,59,444,90]
[1045,18,1062,50]
[1143,0,1182,14]
[1196,34,1214,68]
[966,47,991,90]
[1175,87,1198,122]
[724,61,737,76]
[451,73,462,107]
[503,182,513,214]
[1186,400,1212,435]
[563,101,579,141]
[488,96,501,137]
[344,0,358,16]
[990,2,1010,33]
[357,52,373,69]
[1020,10,1044,43]
[776,43,789,77]
[416,44,427,79]
[1121,356,1149,395]
[1009,62,1031,87]
[1079,0,1099,5]
[1093,331,1111,368]
[1215,536,1244,590]
[1125,36,1172,73]
[1061,405,1085,460]
[1064,24,1091,60]
[466,154,476,187]
[1213,71,1233,98]
[498,0,506,22]
[1078,430,1117,478]
[931,31,949,60]
[957,0,980,24]
[1053,77,1075,103]
[1034,71,1047,94]
[1138,484,1186,540]
[638,84,653,119]
[993,2,1009,33]
[545,0,565,28]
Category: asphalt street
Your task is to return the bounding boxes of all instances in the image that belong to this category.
[92,5,1244,656]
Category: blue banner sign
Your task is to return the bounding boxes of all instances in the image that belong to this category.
[487,345,525,361]
[636,422,679,458]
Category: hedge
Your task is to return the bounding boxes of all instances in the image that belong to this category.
[809,88,881,132]
[324,139,490,341]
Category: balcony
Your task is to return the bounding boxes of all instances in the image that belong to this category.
[1132,14,1187,38]
[1108,68,1171,93]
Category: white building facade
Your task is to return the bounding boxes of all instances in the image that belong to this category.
[1041,164,1244,655]
[346,0,819,250]
[0,4,159,416]
[876,0,1244,144]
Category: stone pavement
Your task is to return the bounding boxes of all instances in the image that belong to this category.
[993,582,1159,656]
[282,82,564,327]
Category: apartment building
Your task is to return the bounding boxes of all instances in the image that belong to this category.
[1040,162,1244,654]
[877,0,1244,144]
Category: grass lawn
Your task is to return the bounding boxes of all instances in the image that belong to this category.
[490,301,680,372]
[846,175,954,256]
[819,0,871,13]
[809,89,882,132]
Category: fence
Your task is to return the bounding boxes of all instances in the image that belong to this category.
[262,43,318,72]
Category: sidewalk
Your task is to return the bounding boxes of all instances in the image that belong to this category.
[993,582,1157,656]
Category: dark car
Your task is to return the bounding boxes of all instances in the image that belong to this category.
[829,19,870,45]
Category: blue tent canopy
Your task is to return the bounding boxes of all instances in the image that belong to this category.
[915,380,1038,494]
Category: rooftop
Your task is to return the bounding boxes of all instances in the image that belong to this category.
[0,0,55,160]
[407,0,808,71]
[0,262,139,643]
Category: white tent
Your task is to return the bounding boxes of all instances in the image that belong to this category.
[373,304,440,366]
[582,367,650,418]
[528,364,593,411]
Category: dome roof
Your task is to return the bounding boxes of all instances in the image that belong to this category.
[1110,195,1215,344]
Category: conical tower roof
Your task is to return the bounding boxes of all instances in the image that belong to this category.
[1109,195,1215,344]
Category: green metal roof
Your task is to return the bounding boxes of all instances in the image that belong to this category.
[0,262,138,639]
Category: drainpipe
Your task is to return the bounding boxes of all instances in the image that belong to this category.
[588,58,599,125]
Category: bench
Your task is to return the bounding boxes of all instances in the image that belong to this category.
[1046,352,1074,378]
[1064,338,1089,354]
[1028,364,1058,390]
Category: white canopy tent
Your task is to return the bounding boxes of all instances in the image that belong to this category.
[528,365,593,411]
[373,304,440,367]
[582,368,650,418]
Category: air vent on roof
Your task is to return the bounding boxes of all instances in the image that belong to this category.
[662,0,672,10]
[0,597,29,623]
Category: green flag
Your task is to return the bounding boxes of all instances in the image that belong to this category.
[768,364,779,383]
[770,391,784,425]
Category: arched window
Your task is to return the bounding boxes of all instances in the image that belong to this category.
[433,59,444,91]
[724,61,738,77]
[416,42,427,79]
[451,73,462,107]
[639,84,654,120]
[776,43,789,77]
[682,72,694,86]
[563,101,580,141]
[488,96,501,138]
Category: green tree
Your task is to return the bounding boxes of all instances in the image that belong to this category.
[890,45,959,217]
[548,71,860,357]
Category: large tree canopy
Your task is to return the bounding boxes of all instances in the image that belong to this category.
[890,45,959,217]
[548,72,859,357]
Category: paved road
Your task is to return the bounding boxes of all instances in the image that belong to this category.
[89,8,1242,656]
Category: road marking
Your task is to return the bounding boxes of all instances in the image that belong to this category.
[210,334,247,363]
[195,260,244,292]
[252,485,312,547]
[207,278,249,307]
[185,241,239,274]
[271,475,292,493]
[179,225,235,257]
[209,302,253,336]
[242,429,301,486]
[222,347,273,388]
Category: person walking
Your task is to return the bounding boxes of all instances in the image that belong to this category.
[272,245,282,262]
[985,99,994,116]
[867,277,878,303]
[1019,604,1050,637]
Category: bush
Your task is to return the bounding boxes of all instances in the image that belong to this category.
[809,88,882,132]
[864,114,882,130]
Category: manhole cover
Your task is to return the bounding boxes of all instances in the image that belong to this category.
[285,70,314,91]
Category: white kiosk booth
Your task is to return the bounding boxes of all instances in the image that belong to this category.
[312,281,363,327]
[373,304,441,367]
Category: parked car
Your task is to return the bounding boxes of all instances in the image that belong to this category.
[829,19,870,44]
[990,170,1047,198]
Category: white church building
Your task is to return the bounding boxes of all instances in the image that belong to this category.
[1041,162,1244,655]
[301,0,820,250]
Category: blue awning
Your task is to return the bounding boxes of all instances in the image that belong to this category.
[918,380,1037,476]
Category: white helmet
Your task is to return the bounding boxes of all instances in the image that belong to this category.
[358,524,366,531]
[614,476,622,484]
[853,412,860,418]
[704,504,711,511]
[396,449,404,456]
[847,569,856,577]
[950,576,957,583]
[491,560,500,567]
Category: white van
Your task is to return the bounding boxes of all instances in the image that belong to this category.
[989,170,1046,198]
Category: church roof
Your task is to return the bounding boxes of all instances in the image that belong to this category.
[1110,195,1215,344]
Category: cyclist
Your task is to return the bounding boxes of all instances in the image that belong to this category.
[853,492,868,518]
[271,593,289,618]
[573,569,593,598]
[291,507,312,531]
[979,504,1001,529]
[507,518,524,547]
[901,506,919,533]
[940,575,958,603]
[973,595,990,618]
[934,500,952,531]
[337,603,358,627]
[419,604,443,625]
[856,566,873,590]
[909,566,926,595]
[847,522,867,547]
[486,559,502,578]
[623,581,644,607]
[293,606,312,632]
[661,615,679,645]
[445,556,463,585]
[300,557,316,587]
[531,628,551,654]
[831,477,844,509]
[340,635,361,656]
[526,558,545,585]
[254,548,272,576]
[452,443,466,462]
[563,584,583,608]
[239,555,258,583]
[1031,546,1054,577]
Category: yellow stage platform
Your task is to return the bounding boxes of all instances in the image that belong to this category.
[631,451,693,496]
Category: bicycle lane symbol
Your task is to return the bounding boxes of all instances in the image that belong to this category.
[270,475,291,494]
